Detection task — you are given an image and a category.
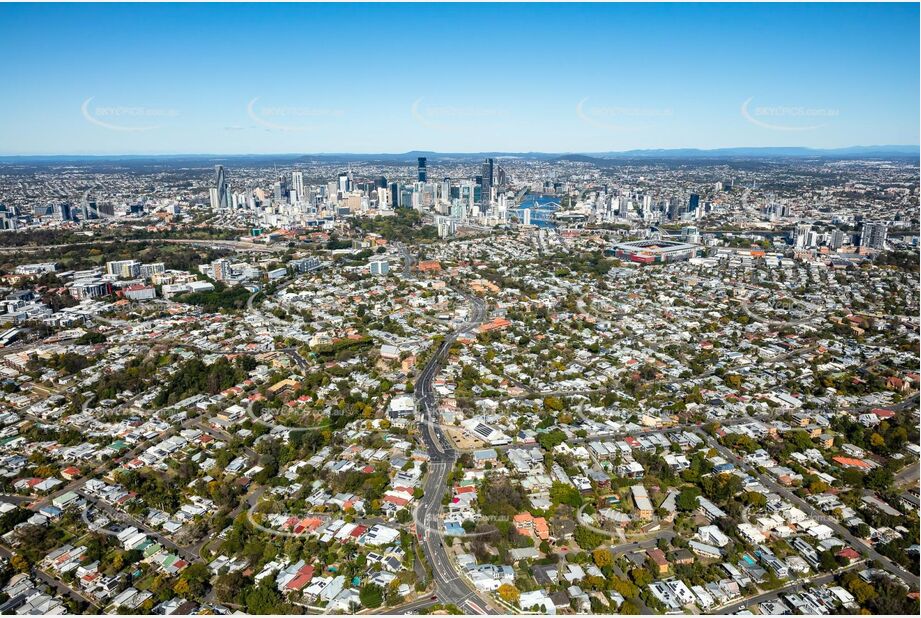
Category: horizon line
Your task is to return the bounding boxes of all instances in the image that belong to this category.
[0,144,919,159]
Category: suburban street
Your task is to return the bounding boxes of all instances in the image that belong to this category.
[0,543,100,610]
[697,428,920,589]
[709,563,865,614]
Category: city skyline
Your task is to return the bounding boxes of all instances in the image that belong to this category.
[0,3,918,616]
[0,2,918,155]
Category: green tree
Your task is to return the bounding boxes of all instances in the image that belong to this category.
[550,482,583,508]
[676,487,701,511]
[245,581,284,614]
[592,548,613,568]
[543,396,564,412]
[360,584,384,609]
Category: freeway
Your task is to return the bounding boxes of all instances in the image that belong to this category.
[0,237,283,255]
[413,288,497,616]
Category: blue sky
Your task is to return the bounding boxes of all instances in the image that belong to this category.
[0,2,917,154]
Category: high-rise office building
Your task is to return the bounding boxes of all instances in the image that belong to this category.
[214,165,230,210]
[417,157,427,182]
[860,222,888,250]
[642,195,653,218]
[274,175,289,202]
[292,171,305,201]
[688,193,700,213]
[496,194,508,222]
[338,173,350,194]
[828,229,846,250]
[376,187,389,210]
[667,198,681,221]
[440,178,451,201]
[481,158,495,205]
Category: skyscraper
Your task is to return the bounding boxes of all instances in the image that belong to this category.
[642,195,653,219]
[389,182,401,208]
[667,198,680,221]
[417,157,427,182]
[688,193,700,213]
[81,197,97,220]
[481,158,495,205]
[53,202,72,222]
[860,222,888,250]
[214,165,230,210]
[793,223,813,250]
[292,171,305,202]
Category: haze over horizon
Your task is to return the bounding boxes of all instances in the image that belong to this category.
[1,145,920,161]
[0,2,918,155]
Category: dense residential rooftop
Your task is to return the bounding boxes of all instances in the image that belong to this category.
[0,154,918,616]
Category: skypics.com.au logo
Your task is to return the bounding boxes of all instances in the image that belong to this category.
[81,97,178,131]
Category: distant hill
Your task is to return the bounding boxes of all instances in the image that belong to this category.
[587,145,920,159]
[0,145,916,165]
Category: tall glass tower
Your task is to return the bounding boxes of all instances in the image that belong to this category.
[417,157,427,182]
[214,165,230,209]
[481,158,494,204]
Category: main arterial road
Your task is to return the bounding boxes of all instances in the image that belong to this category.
[412,289,497,615]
